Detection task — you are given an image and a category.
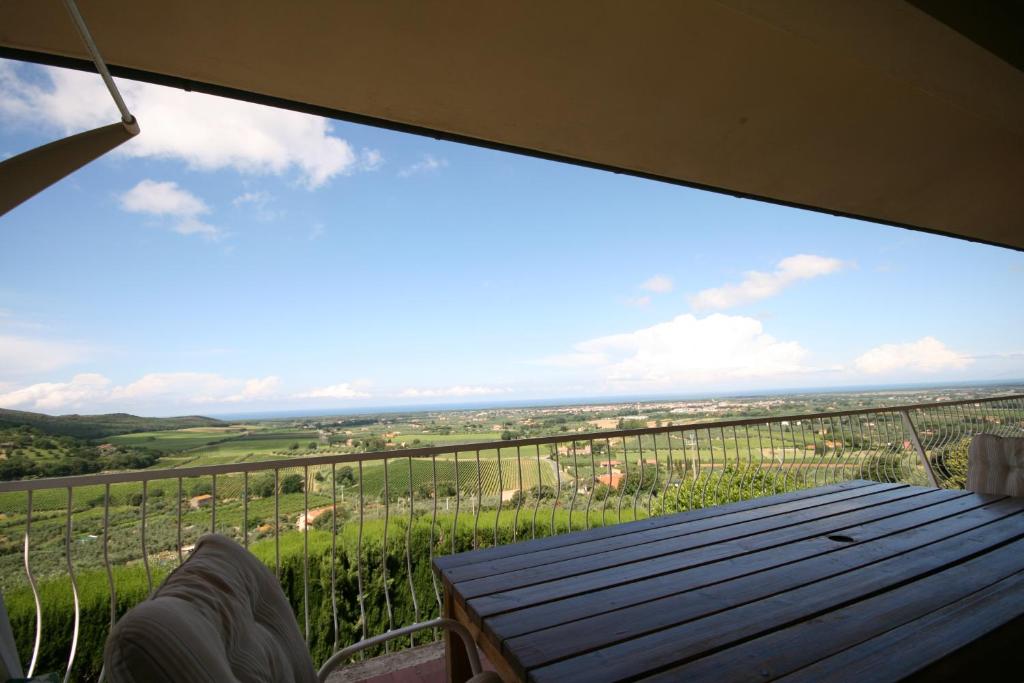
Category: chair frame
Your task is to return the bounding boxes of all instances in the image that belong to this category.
[317,618,483,682]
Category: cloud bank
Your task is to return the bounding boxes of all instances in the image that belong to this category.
[120,179,220,238]
[690,254,846,310]
[400,385,511,398]
[398,155,448,177]
[0,60,377,189]
[854,337,972,374]
[293,383,371,400]
[640,275,674,293]
[0,372,282,411]
[0,334,87,375]
[540,313,809,389]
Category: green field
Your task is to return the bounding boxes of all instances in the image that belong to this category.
[353,455,556,498]
[396,432,501,445]
[147,430,321,468]
[107,427,249,452]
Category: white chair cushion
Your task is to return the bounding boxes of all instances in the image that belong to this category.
[967,434,1024,497]
[104,534,316,683]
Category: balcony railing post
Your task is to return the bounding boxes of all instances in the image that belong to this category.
[899,409,939,487]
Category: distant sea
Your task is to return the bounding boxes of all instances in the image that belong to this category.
[209,379,1024,421]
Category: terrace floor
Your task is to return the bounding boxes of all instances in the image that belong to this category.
[326,642,497,683]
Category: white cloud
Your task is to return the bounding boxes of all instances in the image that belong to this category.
[623,296,652,308]
[0,373,110,411]
[120,179,220,239]
[854,337,972,375]
[0,60,361,188]
[690,254,846,310]
[0,371,284,411]
[399,385,512,398]
[121,179,207,215]
[231,190,281,222]
[295,382,370,400]
[227,376,281,402]
[398,154,448,177]
[171,218,219,239]
[232,191,268,208]
[538,313,809,389]
[360,148,384,171]
[111,372,254,403]
[0,334,87,375]
[640,275,674,293]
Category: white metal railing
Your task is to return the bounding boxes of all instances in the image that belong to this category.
[0,394,1021,681]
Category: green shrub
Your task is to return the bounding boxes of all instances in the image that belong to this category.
[932,437,969,489]
[7,565,165,682]
[856,454,908,483]
[281,473,305,494]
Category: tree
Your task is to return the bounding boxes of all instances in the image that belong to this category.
[252,474,276,498]
[336,466,355,486]
[190,482,212,497]
[307,442,317,450]
[933,437,970,489]
[281,473,305,494]
[619,465,659,495]
[289,442,300,451]
[509,485,557,507]
[312,507,351,530]
[857,454,907,483]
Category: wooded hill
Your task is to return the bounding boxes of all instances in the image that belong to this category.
[0,408,224,440]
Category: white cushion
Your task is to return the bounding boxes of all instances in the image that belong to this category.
[968,434,1024,497]
[104,534,316,683]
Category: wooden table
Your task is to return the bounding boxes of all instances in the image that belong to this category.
[433,480,1024,682]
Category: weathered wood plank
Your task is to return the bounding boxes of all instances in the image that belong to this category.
[777,571,1024,682]
[487,491,1003,641]
[497,494,1019,672]
[476,489,980,628]
[443,482,897,584]
[432,479,880,573]
[641,542,1024,682]
[528,518,1024,683]
[458,485,934,602]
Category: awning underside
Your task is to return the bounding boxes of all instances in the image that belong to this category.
[2,0,1022,250]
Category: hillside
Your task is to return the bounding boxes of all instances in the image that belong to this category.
[0,408,225,440]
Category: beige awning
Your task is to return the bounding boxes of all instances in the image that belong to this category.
[2,0,1022,250]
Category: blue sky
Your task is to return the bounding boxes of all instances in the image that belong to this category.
[1,59,1022,416]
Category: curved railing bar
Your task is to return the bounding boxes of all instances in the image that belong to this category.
[316,618,482,682]
[356,460,367,644]
[303,466,310,645]
[141,481,152,596]
[405,457,420,645]
[63,487,81,683]
[330,463,340,655]
[23,491,42,678]
[513,445,524,539]
[494,446,504,544]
